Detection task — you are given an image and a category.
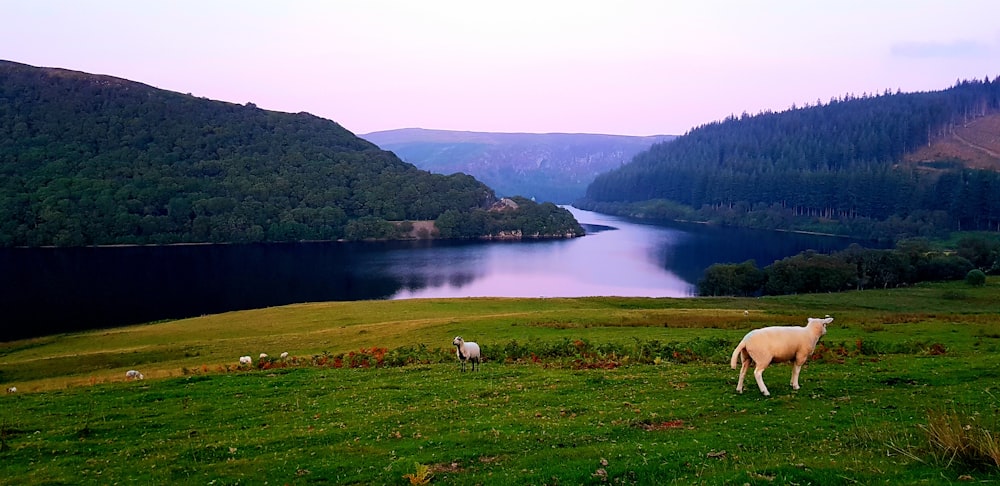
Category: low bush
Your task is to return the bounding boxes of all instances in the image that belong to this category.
[966,269,987,287]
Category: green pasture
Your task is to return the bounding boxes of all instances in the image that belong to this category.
[1,279,999,484]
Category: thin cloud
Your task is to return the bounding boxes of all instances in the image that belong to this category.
[890,40,993,59]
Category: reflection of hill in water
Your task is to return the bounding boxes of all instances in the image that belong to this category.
[1,211,882,341]
[648,221,886,285]
[581,223,617,234]
[0,243,411,341]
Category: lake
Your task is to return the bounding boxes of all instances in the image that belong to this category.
[0,207,867,341]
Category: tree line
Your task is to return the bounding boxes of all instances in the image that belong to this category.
[0,61,581,246]
[698,234,998,296]
[580,77,1000,241]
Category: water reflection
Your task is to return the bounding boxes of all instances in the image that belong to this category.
[389,208,694,299]
[0,207,868,341]
[385,207,867,299]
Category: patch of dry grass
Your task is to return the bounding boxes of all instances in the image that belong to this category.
[922,409,1000,469]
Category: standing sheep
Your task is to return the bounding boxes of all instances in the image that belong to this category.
[125,370,144,380]
[730,316,833,396]
[239,356,252,366]
[452,336,481,372]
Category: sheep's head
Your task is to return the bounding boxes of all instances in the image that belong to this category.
[452,336,464,347]
[808,316,834,335]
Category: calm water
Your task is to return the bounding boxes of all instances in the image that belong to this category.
[0,207,865,341]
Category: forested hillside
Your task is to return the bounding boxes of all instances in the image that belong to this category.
[363,128,672,203]
[0,61,580,247]
[579,78,1000,241]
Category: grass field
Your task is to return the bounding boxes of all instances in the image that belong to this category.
[1,279,999,484]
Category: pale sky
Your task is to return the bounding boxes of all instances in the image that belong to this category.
[4,0,999,136]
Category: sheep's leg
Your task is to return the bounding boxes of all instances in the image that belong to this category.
[791,353,811,390]
[790,363,802,390]
[753,360,771,396]
[736,358,750,393]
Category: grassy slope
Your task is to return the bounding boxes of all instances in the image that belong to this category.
[1,281,999,484]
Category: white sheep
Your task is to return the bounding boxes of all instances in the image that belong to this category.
[730,315,833,396]
[280,352,289,359]
[125,370,144,380]
[452,336,481,372]
[239,356,252,366]
[5,386,15,393]
[259,353,268,359]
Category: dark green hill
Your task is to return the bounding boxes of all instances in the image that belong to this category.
[579,77,1000,241]
[363,128,673,203]
[0,60,580,247]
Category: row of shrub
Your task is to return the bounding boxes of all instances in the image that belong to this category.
[209,337,947,373]
[698,235,998,296]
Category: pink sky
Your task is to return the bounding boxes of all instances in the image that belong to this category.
[4,1,999,136]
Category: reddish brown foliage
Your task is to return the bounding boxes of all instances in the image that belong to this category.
[639,419,687,431]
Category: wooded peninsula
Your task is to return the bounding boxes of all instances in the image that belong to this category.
[0,61,582,247]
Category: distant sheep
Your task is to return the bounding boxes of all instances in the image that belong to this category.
[452,336,481,372]
[125,370,144,380]
[259,353,268,359]
[280,352,289,359]
[730,315,833,396]
[5,386,15,393]
[239,356,252,366]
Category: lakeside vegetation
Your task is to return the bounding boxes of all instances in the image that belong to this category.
[579,77,1000,241]
[2,281,999,484]
[699,232,1000,296]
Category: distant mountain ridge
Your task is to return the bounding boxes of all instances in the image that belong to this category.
[363,128,674,203]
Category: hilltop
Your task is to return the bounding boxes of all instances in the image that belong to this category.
[363,128,673,203]
[0,61,581,247]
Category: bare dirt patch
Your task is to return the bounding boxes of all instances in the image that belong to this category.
[397,220,437,239]
[904,114,1000,171]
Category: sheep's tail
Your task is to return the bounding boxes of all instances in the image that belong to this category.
[730,340,746,369]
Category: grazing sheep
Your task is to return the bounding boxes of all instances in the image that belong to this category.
[239,356,252,366]
[5,386,15,393]
[125,370,144,380]
[730,316,833,396]
[280,352,289,359]
[259,353,268,359]
[452,336,481,372]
